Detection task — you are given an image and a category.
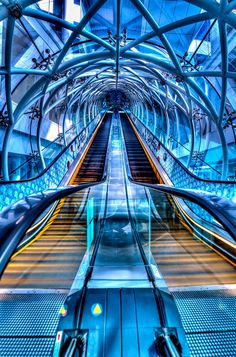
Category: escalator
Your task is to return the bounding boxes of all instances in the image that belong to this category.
[73,116,111,185]
[121,113,158,183]
[0,112,235,356]
[0,114,111,289]
[121,113,236,286]
[53,112,188,357]
[121,113,236,356]
[0,114,111,356]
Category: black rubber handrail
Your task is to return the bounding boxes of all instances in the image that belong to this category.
[0,115,101,184]
[128,176,236,243]
[0,179,107,278]
[129,113,236,185]
[120,115,236,242]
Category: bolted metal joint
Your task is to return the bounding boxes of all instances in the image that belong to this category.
[29,106,40,120]
[7,2,22,19]
[175,74,184,83]
[0,111,9,127]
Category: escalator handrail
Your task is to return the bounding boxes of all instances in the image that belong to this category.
[129,113,236,185]
[120,115,236,242]
[128,176,236,243]
[0,115,111,276]
[0,114,102,184]
[0,180,106,277]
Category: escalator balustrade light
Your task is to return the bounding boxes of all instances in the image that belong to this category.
[91,303,103,316]
[59,305,68,317]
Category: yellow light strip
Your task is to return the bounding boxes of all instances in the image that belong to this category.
[12,199,66,259]
[12,114,107,259]
[175,197,236,251]
[126,114,164,183]
[175,199,236,267]
[25,114,106,235]
[68,113,106,185]
[127,115,236,264]
[26,201,58,233]
[192,230,235,267]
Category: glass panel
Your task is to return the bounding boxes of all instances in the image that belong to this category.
[0,116,100,210]
[151,0,202,28]
[11,74,43,106]
[0,19,7,67]
[126,183,235,288]
[0,183,106,290]
[38,0,54,13]
[12,18,38,69]
[185,19,220,72]
[132,113,236,190]
[0,75,6,109]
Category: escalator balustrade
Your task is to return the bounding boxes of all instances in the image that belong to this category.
[0,114,111,289]
[121,113,236,287]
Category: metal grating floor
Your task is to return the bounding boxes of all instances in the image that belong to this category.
[0,337,55,357]
[186,331,236,357]
[0,292,67,356]
[171,287,236,357]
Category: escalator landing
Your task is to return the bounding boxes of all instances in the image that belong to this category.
[79,288,162,357]
[0,290,67,357]
[171,285,236,357]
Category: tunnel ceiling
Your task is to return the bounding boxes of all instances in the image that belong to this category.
[0,0,236,179]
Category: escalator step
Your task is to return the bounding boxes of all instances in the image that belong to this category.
[121,115,158,184]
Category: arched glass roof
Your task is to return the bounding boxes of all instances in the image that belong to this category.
[0,0,236,181]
